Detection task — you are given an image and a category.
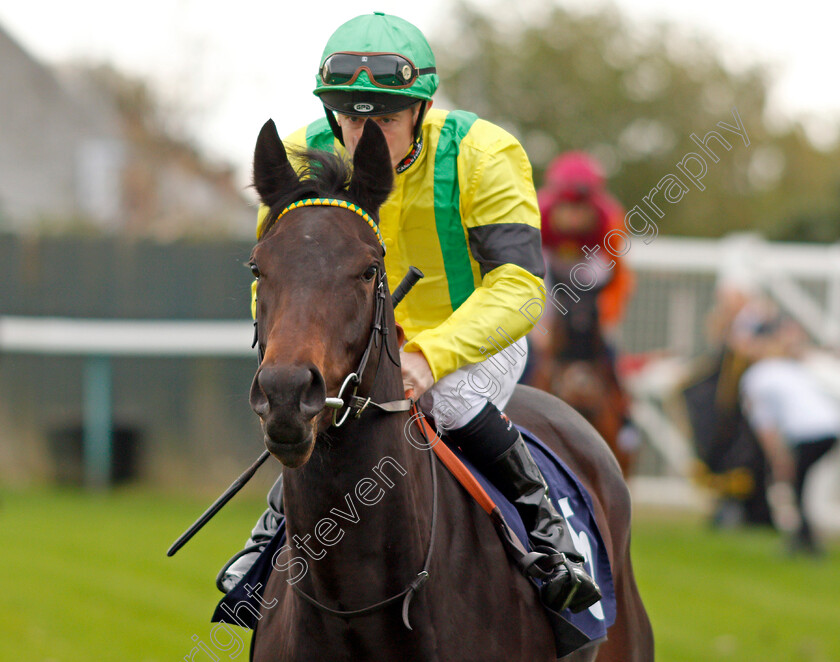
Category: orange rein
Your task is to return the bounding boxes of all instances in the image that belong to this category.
[411,403,497,515]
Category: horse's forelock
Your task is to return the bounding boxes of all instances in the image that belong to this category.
[259,147,357,241]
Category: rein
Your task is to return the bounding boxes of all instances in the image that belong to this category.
[291,403,439,630]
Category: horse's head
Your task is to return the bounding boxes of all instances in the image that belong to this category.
[248,119,394,467]
[547,255,607,361]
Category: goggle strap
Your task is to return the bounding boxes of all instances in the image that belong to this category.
[413,100,427,142]
[324,106,345,146]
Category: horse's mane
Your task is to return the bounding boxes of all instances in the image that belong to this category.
[259,147,354,239]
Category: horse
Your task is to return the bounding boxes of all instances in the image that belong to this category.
[244,118,653,661]
[529,259,638,478]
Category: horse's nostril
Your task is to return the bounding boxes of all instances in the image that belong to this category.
[251,363,326,423]
[250,369,270,418]
[299,366,326,419]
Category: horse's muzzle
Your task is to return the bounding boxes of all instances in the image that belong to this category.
[250,363,326,465]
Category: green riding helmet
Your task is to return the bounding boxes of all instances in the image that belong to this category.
[314,12,439,117]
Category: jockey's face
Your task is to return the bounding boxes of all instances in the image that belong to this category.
[337,101,428,170]
[549,200,598,237]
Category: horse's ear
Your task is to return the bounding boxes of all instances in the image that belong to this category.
[253,119,300,205]
[349,120,394,216]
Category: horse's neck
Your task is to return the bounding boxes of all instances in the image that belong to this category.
[282,358,432,600]
[284,412,423,528]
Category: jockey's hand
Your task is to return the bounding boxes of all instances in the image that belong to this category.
[400,349,434,400]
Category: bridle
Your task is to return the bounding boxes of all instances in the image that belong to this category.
[255,198,435,629]
[322,268,412,426]
[252,197,414,426]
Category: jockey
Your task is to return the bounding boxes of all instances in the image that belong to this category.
[220,12,600,614]
[537,151,634,336]
[533,152,638,451]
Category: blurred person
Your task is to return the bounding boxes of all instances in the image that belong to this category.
[218,12,601,613]
[681,270,775,528]
[529,152,638,471]
[740,315,839,555]
[701,241,775,410]
[537,152,634,341]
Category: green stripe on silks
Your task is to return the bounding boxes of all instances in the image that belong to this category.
[306,118,337,152]
[433,110,479,311]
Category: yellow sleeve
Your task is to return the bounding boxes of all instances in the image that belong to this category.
[404,264,545,381]
[404,124,546,380]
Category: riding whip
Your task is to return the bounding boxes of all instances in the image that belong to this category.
[166,450,270,556]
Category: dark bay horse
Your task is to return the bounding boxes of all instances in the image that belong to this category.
[529,260,638,478]
[245,118,653,661]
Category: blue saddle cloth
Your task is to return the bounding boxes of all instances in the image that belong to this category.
[213,425,615,658]
[456,425,616,656]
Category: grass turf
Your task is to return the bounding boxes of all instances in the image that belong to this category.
[0,486,256,662]
[1,487,838,661]
[631,509,840,662]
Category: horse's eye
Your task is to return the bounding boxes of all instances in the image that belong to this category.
[250,263,261,278]
[362,265,378,282]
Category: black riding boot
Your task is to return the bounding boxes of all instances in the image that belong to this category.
[446,403,601,613]
[483,435,602,613]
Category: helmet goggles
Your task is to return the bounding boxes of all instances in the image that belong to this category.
[320,52,436,89]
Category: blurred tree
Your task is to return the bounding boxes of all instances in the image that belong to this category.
[63,64,253,238]
[432,1,840,241]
